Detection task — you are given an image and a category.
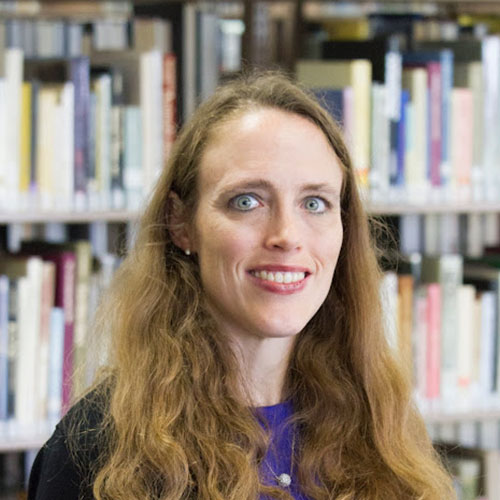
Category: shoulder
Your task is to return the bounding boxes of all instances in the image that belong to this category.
[28,383,112,500]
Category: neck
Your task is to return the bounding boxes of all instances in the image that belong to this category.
[231,336,296,407]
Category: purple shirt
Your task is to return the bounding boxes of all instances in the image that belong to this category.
[257,401,310,500]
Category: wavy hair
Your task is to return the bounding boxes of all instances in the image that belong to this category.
[79,72,455,499]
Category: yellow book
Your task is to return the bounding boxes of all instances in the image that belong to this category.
[19,82,32,197]
[322,18,370,41]
[36,85,60,210]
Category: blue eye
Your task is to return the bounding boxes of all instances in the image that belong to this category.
[304,197,327,213]
[230,194,260,211]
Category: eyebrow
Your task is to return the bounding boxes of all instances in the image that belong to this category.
[221,179,341,200]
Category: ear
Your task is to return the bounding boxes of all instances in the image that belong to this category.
[166,191,193,253]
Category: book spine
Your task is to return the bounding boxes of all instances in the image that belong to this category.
[162,52,177,164]
[123,106,143,211]
[110,104,125,209]
[426,283,441,404]
[61,254,76,413]
[0,276,9,421]
[47,307,64,425]
[2,48,23,211]
[439,49,454,197]
[70,56,90,211]
[427,61,442,191]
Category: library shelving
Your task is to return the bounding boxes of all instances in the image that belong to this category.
[2,0,500,497]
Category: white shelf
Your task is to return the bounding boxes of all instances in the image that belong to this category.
[368,202,500,215]
[424,410,500,424]
[0,210,140,224]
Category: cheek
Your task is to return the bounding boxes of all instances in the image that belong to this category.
[197,221,256,275]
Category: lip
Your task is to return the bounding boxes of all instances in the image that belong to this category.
[247,266,310,295]
[249,264,311,273]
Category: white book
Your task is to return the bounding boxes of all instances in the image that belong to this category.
[53,82,75,212]
[481,36,500,202]
[198,9,219,103]
[15,257,43,428]
[36,86,59,211]
[34,261,55,425]
[140,50,163,196]
[0,78,6,209]
[47,307,64,425]
[402,67,428,203]
[123,105,143,211]
[93,74,112,211]
[3,48,23,211]
[369,83,390,203]
[456,284,476,410]
[478,291,496,403]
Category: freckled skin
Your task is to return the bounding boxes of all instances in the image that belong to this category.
[191,108,344,348]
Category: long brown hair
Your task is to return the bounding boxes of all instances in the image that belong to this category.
[80,72,455,499]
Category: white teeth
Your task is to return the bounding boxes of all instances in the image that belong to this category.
[252,270,305,283]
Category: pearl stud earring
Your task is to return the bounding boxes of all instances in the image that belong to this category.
[185,249,191,256]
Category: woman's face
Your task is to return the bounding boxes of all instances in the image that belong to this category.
[191,108,344,343]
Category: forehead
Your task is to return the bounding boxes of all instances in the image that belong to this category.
[198,108,343,192]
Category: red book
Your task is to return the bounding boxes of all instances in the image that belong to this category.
[162,53,177,164]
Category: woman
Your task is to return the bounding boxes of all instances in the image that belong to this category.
[28,72,455,499]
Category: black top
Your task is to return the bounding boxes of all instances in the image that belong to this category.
[28,389,107,500]
[29,390,308,499]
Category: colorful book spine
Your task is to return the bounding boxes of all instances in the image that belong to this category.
[70,56,90,211]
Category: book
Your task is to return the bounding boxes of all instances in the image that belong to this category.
[0,256,44,427]
[369,83,390,202]
[1,48,23,211]
[402,52,447,197]
[35,261,56,424]
[449,88,473,202]
[421,254,463,407]
[463,262,500,397]
[47,307,64,425]
[25,56,90,211]
[426,283,442,405]
[456,284,477,409]
[481,36,500,202]
[162,52,177,163]
[19,82,32,211]
[123,105,143,211]
[0,276,8,422]
[454,61,483,201]
[402,67,429,203]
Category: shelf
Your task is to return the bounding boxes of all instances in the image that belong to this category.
[424,410,500,424]
[367,202,500,216]
[0,211,140,224]
[0,0,132,20]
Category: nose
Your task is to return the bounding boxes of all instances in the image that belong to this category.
[264,208,302,252]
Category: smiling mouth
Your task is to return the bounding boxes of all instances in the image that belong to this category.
[250,270,307,284]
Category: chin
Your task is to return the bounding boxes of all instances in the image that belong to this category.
[255,319,307,339]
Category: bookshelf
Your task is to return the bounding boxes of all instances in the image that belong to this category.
[0,211,139,224]
[1,0,500,497]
